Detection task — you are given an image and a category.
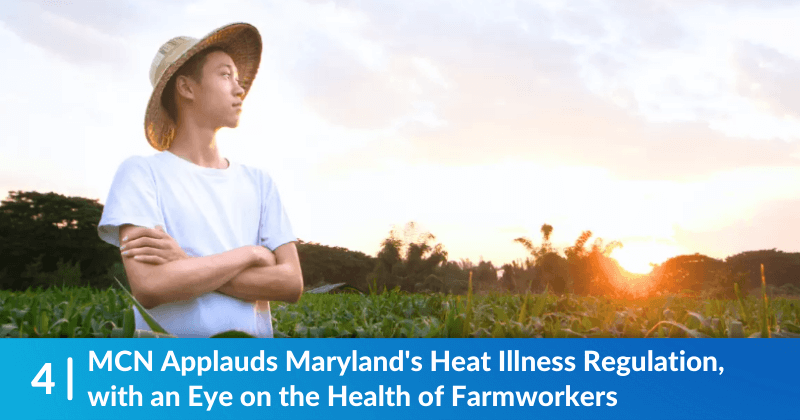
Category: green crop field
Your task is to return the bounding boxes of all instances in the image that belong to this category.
[2,283,799,338]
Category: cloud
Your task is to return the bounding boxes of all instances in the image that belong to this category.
[0,1,137,68]
[734,41,800,118]
[283,0,800,183]
[588,0,688,49]
[33,0,150,36]
[291,33,418,129]
[404,86,798,181]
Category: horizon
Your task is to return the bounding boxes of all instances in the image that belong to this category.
[2,1,799,275]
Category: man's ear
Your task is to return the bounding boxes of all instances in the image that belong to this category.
[175,75,195,101]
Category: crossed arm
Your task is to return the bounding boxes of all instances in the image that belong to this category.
[118,224,303,309]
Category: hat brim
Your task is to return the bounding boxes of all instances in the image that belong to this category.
[144,23,262,151]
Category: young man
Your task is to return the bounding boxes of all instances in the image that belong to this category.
[97,23,303,337]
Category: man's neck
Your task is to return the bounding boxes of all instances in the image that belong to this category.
[168,118,229,169]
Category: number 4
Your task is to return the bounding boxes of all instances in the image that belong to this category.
[32,363,54,395]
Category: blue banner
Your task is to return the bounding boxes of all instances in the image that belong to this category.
[1,339,795,419]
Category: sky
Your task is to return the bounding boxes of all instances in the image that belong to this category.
[1,0,799,274]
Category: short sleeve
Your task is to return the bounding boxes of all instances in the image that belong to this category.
[97,156,164,247]
[259,171,297,251]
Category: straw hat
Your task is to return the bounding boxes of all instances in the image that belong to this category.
[144,23,262,151]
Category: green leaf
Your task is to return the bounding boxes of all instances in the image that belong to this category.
[0,324,16,338]
[517,295,528,324]
[685,311,706,330]
[64,294,75,321]
[760,264,771,338]
[491,322,506,338]
[68,310,80,338]
[81,306,95,334]
[728,320,744,338]
[644,320,709,338]
[48,318,69,337]
[39,311,49,337]
[112,276,172,336]
[122,307,135,338]
[492,304,509,323]
[305,283,347,294]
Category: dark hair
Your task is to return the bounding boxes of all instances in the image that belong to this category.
[161,46,228,122]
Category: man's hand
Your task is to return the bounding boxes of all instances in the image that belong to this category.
[216,243,301,304]
[120,225,191,265]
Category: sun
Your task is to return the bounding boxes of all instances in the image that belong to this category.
[610,241,680,275]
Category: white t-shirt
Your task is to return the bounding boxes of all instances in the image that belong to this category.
[97,150,297,337]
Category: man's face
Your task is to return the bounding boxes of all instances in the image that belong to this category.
[191,51,246,129]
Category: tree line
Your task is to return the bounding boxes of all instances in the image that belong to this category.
[1,190,798,297]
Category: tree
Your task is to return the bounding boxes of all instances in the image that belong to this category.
[585,236,624,296]
[564,231,625,296]
[499,257,537,293]
[564,230,593,295]
[514,223,555,262]
[471,258,498,291]
[0,191,120,289]
[515,226,625,296]
[368,221,449,293]
[651,253,726,295]
[432,260,470,294]
[514,223,568,294]
[295,240,376,291]
[724,249,800,290]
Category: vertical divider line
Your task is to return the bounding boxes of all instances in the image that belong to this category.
[67,357,73,401]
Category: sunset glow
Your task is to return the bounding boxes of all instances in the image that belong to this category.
[610,241,684,275]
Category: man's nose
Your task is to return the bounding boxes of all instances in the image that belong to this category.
[234,82,245,97]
